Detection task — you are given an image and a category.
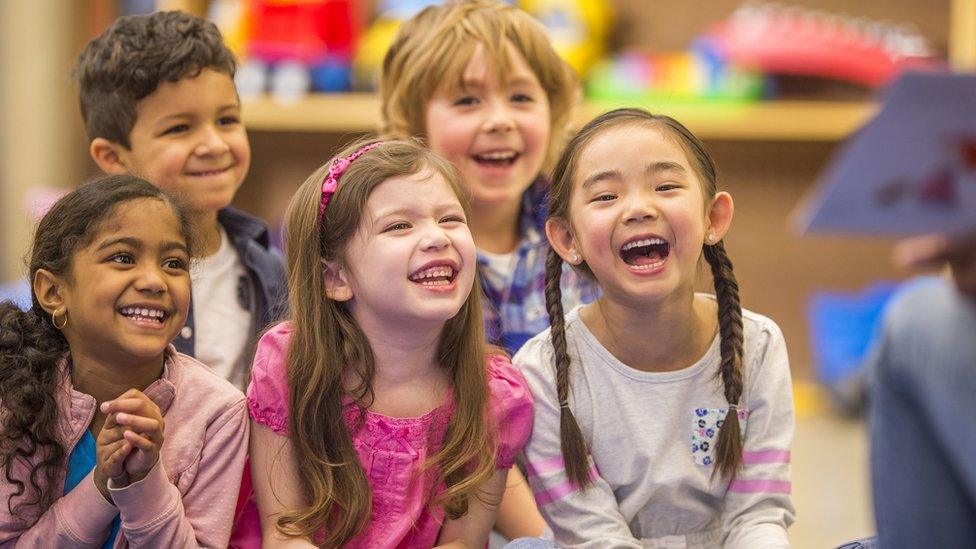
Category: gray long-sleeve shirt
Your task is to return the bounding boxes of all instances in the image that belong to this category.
[515,299,795,548]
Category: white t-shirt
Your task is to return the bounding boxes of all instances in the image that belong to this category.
[478,248,518,291]
[190,227,252,389]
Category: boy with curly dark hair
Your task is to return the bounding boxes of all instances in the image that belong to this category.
[75,10,285,389]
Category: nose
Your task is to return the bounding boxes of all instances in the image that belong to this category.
[623,192,658,225]
[420,222,451,252]
[481,99,516,133]
[134,265,168,294]
[193,124,230,157]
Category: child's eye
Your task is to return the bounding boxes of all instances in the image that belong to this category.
[592,193,617,202]
[656,183,681,192]
[440,215,466,224]
[383,222,411,232]
[164,257,188,270]
[109,253,135,265]
[217,116,240,126]
[163,124,190,135]
[453,96,478,107]
[511,93,534,103]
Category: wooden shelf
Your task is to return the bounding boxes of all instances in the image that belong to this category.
[242,93,879,141]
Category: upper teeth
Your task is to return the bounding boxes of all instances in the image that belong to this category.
[622,238,665,251]
[121,306,165,318]
[410,266,454,280]
[478,151,516,160]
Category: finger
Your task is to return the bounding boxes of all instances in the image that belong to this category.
[101,398,153,416]
[123,430,157,452]
[114,413,161,433]
[893,234,950,271]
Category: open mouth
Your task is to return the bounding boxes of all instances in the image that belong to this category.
[473,151,519,167]
[619,237,670,269]
[408,265,458,287]
[119,305,169,324]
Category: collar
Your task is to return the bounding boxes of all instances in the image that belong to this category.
[218,207,270,248]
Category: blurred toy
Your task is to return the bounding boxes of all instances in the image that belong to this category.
[212,0,362,100]
[519,0,613,78]
[352,0,442,91]
[702,3,942,88]
[586,48,765,103]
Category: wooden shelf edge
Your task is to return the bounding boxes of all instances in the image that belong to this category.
[243,94,878,141]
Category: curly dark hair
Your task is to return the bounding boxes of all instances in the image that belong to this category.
[0,174,195,521]
[74,10,237,148]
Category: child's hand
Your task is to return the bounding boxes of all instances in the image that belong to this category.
[93,412,133,502]
[100,389,165,485]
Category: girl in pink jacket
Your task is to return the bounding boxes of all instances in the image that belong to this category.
[0,175,249,548]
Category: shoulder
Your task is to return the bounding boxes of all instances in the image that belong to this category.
[739,306,791,383]
[245,322,293,434]
[485,354,534,468]
[170,352,246,415]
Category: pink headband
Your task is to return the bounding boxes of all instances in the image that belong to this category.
[318,141,387,222]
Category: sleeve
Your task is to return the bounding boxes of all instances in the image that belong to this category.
[485,354,534,469]
[722,320,796,549]
[245,323,292,435]
[514,338,642,549]
[0,470,119,548]
[109,398,250,548]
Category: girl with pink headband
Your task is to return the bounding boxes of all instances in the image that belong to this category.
[241,138,534,547]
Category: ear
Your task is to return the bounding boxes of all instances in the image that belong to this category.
[90,137,130,175]
[705,191,734,243]
[321,259,354,302]
[545,218,583,265]
[33,268,66,316]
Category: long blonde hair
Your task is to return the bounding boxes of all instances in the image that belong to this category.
[380,0,579,167]
[276,138,498,545]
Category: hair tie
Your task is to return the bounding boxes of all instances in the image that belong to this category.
[728,403,739,411]
[559,401,572,410]
[318,141,387,222]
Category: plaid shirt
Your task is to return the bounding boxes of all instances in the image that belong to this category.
[479,179,600,355]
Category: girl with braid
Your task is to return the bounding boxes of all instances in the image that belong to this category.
[514,108,795,548]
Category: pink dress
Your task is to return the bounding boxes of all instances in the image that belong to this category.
[241,322,533,548]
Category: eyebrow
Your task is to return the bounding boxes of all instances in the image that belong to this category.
[157,103,240,123]
[97,237,188,255]
[581,161,688,190]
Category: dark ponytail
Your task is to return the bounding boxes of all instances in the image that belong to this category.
[0,302,68,519]
[0,174,195,519]
[543,247,592,488]
[703,241,745,479]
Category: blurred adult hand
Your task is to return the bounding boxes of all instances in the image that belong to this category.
[894,230,976,298]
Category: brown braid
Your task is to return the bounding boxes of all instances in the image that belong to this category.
[543,246,592,488]
[703,241,745,479]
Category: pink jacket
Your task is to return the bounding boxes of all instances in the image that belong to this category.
[0,347,248,548]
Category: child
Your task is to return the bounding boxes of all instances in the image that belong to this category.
[0,175,248,547]
[245,139,534,547]
[74,11,286,389]
[380,0,599,356]
[380,1,596,536]
[516,108,796,547]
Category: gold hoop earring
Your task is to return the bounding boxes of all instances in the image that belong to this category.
[52,310,67,330]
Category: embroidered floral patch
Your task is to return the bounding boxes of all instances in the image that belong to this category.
[691,407,749,466]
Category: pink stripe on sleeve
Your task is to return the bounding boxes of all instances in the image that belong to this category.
[729,479,792,494]
[525,455,566,477]
[742,449,791,464]
[533,465,598,505]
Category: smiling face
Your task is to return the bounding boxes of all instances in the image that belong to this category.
[334,169,477,331]
[115,68,250,214]
[550,123,731,306]
[424,42,550,213]
[58,198,191,366]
